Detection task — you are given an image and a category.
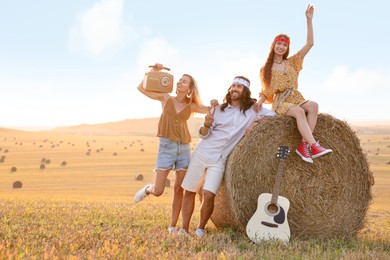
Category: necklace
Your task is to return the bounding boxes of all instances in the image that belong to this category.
[273,60,283,64]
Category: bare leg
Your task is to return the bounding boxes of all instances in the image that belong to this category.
[182,190,196,232]
[170,169,186,227]
[197,190,216,230]
[146,169,170,196]
[301,101,319,133]
[286,106,316,145]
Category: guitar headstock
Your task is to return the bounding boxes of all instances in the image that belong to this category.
[277,146,290,160]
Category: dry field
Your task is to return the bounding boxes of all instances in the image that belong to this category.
[0,119,389,258]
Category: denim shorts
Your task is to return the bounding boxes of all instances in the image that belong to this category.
[156,137,190,171]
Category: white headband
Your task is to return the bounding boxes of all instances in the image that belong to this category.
[232,77,250,88]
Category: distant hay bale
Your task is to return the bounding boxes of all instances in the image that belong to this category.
[4,149,9,153]
[41,158,46,163]
[45,159,51,164]
[61,161,67,166]
[140,148,145,152]
[113,152,118,156]
[0,158,4,163]
[135,174,144,181]
[13,181,23,189]
[10,166,17,172]
[165,178,171,187]
[40,164,45,170]
[211,114,374,239]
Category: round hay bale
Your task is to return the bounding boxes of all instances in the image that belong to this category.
[40,164,45,170]
[165,178,171,187]
[10,166,17,172]
[211,114,374,239]
[135,174,144,181]
[61,161,67,166]
[45,159,51,164]
[13,181,23,189]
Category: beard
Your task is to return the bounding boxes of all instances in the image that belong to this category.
[230,90,242,101]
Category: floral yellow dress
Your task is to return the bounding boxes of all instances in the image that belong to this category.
[260,52,308,115]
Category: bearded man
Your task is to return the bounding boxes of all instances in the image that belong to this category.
[179,76,275,237]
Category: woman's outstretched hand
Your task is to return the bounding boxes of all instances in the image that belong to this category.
[305,4,314,20]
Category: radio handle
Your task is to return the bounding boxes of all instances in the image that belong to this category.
[148,65,171,71]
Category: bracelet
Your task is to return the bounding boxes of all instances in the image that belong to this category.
[203,123,211,128]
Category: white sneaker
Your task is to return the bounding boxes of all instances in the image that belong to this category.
[167,226,177,234]
[178,228,190,236]
[195,228,206,238]
[134,183,152,203]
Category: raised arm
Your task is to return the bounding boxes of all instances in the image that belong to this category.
[299,4,314,59]
[137,64,169,102]
[137,80,167,101]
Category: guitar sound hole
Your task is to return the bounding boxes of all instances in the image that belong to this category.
[267,203,279,214]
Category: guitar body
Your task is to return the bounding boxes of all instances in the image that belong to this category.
[246,193,291,243]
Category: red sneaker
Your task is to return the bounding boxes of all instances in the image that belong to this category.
[295,141,313,163]
[311,141,332,159]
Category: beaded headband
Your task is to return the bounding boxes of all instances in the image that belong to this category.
[233,77,250,88]
[274,36,290,45]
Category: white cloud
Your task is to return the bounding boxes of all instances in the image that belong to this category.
[314,66,390,122]
[136,38,180,69]
[318,66,389,95]
[69,0,133,59]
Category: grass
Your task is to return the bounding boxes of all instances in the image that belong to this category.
[0,198,389,259]
[0,127,390,258]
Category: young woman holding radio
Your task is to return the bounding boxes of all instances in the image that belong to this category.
[134,63,217,234]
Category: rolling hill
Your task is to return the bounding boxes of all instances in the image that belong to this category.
[50,117,205,136]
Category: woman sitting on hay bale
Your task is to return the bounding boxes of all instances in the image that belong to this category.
[255,4,332,163]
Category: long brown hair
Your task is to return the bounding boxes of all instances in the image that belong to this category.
[260,34,290,91]
[220,76,256,115]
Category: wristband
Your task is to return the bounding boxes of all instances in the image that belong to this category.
[203,123,211,128]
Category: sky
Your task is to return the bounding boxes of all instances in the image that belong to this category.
[1,0,389,129]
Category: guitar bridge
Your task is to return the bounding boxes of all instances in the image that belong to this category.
[261,221,278,228]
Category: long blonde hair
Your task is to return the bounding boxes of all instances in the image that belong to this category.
[182,73,203,106]
[260,34,290,90]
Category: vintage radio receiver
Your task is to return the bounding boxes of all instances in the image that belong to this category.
[143,65,173,93]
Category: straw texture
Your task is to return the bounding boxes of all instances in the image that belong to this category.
[211,114,374,239]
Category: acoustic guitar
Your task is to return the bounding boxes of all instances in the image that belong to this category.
[246,146,291,243]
